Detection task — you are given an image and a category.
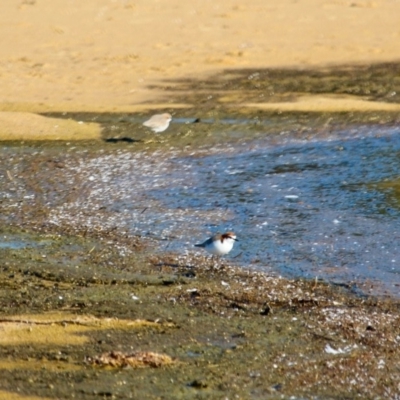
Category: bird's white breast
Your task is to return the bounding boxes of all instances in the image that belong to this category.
[207,237,235,255]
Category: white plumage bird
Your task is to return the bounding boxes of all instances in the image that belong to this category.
[142,113,172,133]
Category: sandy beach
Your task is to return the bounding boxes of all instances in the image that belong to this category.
[2,3,400,398]
[1,0,400,138]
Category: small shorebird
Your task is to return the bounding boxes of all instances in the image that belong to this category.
[195,232,238,256]
[143,113,172,133]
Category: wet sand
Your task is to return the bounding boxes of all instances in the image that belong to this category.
[1,2,400,399]
[1,0,400,138]
[0,221,400,399]
[0,131,400,398]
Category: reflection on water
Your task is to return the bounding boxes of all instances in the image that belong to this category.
[144,126,400,295]
[8,125,399,296]
[0,234,51,249]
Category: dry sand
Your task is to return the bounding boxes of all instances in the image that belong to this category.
[1,0,400,138]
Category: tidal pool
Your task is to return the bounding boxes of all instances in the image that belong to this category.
[146,125,400,296]
[1,119,400,398]
[174,126,400,294]
[14,123,395,297]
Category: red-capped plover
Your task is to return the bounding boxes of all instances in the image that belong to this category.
[195,232,238,256]
[143,113,172,133]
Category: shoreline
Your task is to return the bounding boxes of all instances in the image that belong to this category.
[0,223,400,398]
[1,59,400,140]
[1,1,400,397]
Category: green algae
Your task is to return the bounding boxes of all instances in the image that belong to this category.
[0,226,399,399]
[375,178,400,209]
[1,62,400,398]
[38,61,400,150]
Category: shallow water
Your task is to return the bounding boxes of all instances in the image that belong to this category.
[3,124,400,296]
[0,235,34,249]
[142,125,400,295]
[178,127,400,287]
